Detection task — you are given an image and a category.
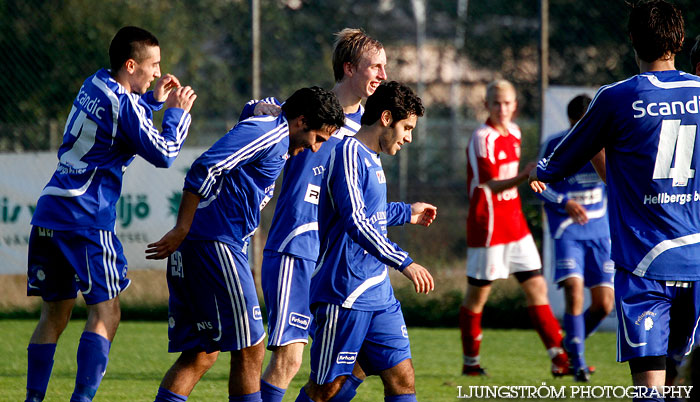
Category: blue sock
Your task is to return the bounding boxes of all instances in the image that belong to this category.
[583,308,605,338]
[385,394,417,402]
[229,391,262,402]
[70,332,111,402]
[26,343,57,402]
[294,387,314,402]
[330,374,364,402]
[155,387,188,402]
[564,313,586,370]
[260,379,285,402]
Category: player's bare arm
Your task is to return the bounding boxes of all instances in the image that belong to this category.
[146,190,201,259]
[153,74,181,101]
[402,262,434,294]
[253,102,282,116]
[164,85,197,113]
[487,161,537,194]
[410,202,437,227]
[591,149,606,183]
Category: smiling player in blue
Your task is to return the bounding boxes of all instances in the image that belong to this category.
[295,81,436,402]
[25,26,196,402]
[145,86,344,402]
[530,1,700,399]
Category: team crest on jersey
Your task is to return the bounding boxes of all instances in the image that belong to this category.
[401,325,408,338]
[304,183,321,205]
[336,352,358,364]
[288,312,311,330]
[282,153,289,160]
[253,306,262,320]
[376,170,386,184]
[364,158,372,168]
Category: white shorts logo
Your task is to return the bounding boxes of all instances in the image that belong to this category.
[336,352,357,364]
[253,306,262,320]
[304,184,321,205]
[289,312,310,330]
[401,325,408,338]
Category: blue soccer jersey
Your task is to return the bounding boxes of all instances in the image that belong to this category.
[32,68,192,231]
[538,131,609,240]
[183,114,290,247]
[537,70,700,281]
[310,137,412,311]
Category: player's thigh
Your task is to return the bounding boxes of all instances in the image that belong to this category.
[261,251,314,348]
[582,238,615,289]
[358,301,412,378]
[167,240,264,354]
[553,238,585,286]
[615,269,672,362]
[466,244,509,281]
[308,303,371,385]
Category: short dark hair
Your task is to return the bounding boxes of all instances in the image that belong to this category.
[691,34,700,73]
[628,0,684,63]
[282,87,345,131]
[109,26,160,72]
[332,28,384,83]
[361,81,425,126]
[567,94,592,122]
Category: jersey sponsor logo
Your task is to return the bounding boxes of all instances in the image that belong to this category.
[196,321,214,331]
[288,312,311,330]
[336,351,358,364]
[643,192,693,206]
[401,325,408,338]
[376,170,386,184]
[497,161,518,180]
[77,88,106,120]
[304,184,321,205]
[253,306,262,320]
[369,211,387,225]
[312,165,325,176]
[496,187,518,201]
[566,188,603,205]
[632,96,700,119]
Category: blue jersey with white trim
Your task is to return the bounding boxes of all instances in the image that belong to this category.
[32,68,192,231]
[264,104,364,260]
[537,70,700,280]
[184,113,289,249]
[310,137,412,311]
[538,131,609,240]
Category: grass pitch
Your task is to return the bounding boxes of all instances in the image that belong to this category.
[0,320,629,401]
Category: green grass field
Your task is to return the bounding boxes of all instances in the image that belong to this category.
[0,320,631,401]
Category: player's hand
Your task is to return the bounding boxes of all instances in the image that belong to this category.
[402,262,434,294]
[410,202,437,227]
[253,102,282,117]
[565,200,588,225]
[528,169,546,193]
[153,74,181,102]
[165,86,197,113]
[145,227,188,260]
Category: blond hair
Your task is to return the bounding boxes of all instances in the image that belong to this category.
[485,79,516,103]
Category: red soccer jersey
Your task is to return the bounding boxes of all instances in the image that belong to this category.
[466,121,531,247]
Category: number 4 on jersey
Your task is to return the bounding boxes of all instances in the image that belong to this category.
[652,119,697,187]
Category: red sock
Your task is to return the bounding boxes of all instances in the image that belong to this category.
[459,306,482,366]
[527,304,568,365]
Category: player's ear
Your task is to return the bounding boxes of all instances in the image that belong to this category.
[124,59,137,74]
[380,110,393,127]
[343,61,354,78]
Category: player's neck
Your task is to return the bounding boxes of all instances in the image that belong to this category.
[332,82,363,114]
[112,70,133,93]
[354,126,381,154]
[486,118,510,136]
[638,54,676,73]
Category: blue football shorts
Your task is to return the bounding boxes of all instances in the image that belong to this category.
[27,226,130,305]
[553,238,614,288]
[261,251,314,349]
[166,239,265,353]
[615,268,700,363]
[309,301,411,385]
